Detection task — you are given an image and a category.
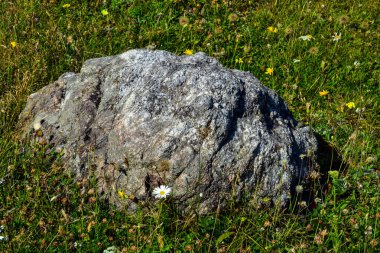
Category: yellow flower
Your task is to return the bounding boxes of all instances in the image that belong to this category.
[11,41,17,48]
[184,49,193,55]
[235,58,243,64]
[345,102,355,109]
[328,170,339,179]
[62,4,71,8]
[101,9,109,16]
[319,90,329,96]
[118,190,125,199]
[263,197,271,203]
[265,68,274,75]
[267,26,278,33]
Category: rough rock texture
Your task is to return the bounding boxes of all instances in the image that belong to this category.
[18,49,318,214]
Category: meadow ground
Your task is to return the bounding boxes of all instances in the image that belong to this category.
[0,0,379,252]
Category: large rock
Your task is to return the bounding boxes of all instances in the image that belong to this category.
[18,49,318,214]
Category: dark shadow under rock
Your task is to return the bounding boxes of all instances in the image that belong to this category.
[293,133,349,212]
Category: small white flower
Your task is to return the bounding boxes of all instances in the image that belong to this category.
[355,107,364,114]
[199,193,203,197]
[74,242,82,248]
[295,185,303,194]
[0,225,4,233]
[0,236,7,241]
[0,178,4,185]
[299,201,307,207]
[332,32,341,41]
[33,121,41,131]
[103,246,119,253]
[152,185,172,199]
[298,35,313,41]
[293,59,301,63]
[354,60,360,68]
[365,226,373,235]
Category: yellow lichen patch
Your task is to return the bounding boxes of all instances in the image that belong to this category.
[198,126,211,139]
[158,160,171,172]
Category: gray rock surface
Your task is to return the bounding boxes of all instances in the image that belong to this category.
[18,49,318,214]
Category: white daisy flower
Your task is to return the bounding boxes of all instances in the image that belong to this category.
[152,185,172,199]
[332,32,341,41]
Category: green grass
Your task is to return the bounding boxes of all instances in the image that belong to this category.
[0,0,379,252]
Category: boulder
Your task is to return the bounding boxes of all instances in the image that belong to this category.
[18,49,318,214]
